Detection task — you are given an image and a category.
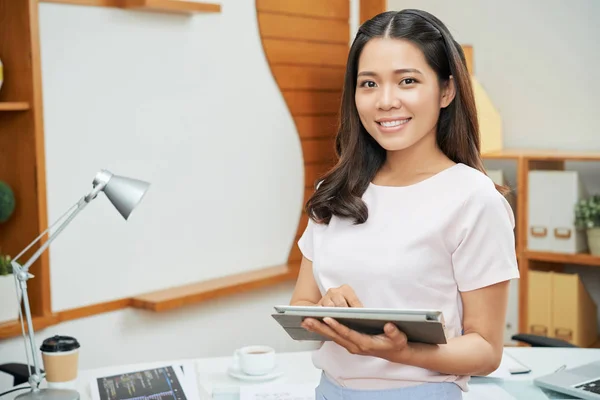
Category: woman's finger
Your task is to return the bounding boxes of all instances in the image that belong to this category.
[332,293,349,307]
[320,297,335,307]
[305,319,358,352]
[342,289,363,307]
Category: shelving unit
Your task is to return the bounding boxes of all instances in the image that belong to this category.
[483,149,600,347]
[0,102,31,111]
[525,251,600,267]
[0,0,52,330]
[39,0,222,14]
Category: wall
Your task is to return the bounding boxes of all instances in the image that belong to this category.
[388,0,600,332]
[1,0,330,388]
[388,0,600,152]
[39,0,303,311]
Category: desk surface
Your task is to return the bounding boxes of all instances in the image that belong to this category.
[7,347,600,400]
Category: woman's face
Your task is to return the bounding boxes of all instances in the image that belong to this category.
[354,38,454,153]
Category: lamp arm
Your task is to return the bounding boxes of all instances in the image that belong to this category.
[15,199,86,276]
[13,178,105,273]
[11,185,102,392]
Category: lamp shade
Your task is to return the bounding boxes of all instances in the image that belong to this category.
[103,174,150,220]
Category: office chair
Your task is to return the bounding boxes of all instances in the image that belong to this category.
[511,333,579,348]
[0,363,43,387]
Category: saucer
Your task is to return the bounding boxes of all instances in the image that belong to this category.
[226,365,284,382]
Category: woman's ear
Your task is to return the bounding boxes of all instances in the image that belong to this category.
[440,76,456,108]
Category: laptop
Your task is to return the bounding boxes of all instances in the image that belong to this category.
[534,360,600,399]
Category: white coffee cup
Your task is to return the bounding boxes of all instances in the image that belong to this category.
[232,345,276,376]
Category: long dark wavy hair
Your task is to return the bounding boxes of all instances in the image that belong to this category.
[305,9,500,225]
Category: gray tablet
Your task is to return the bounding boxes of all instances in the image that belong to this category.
[272,305,447,344]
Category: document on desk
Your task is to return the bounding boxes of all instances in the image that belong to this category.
[483,351,531,379]
[240,383,315,400]
[90,361,201,400]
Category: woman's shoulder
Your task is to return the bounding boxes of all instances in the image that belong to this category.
[450,163,515,225]
[449,163,502,196]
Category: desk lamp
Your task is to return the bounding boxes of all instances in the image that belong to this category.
[10,169,150,400]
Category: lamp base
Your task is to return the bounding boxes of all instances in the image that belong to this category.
[15,389,80,400]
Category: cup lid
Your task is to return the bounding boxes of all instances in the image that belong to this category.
[40,335,80,352]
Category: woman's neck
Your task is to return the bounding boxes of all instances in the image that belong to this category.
[375,131,454,186]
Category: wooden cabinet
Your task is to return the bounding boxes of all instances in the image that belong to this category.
[0,0,53,332]
[484,149,600,347]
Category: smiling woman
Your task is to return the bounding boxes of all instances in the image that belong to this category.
[290,9,520,400]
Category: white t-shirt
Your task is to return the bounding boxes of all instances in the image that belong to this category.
[297,163,519,391]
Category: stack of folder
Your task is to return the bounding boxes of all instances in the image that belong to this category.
[528,270,598,347]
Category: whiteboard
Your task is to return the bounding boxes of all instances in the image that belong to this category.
[38,1,303,311]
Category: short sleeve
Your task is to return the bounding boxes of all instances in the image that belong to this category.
[297,217,315,261]
[452,187,520,292]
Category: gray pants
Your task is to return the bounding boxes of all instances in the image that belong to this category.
[315,372,463,400]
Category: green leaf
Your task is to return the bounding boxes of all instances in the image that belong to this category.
[0,181,16,223]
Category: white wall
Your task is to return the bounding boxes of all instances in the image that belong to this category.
[39,0,303,311]
[1,0,322,389]
[388,0,600,151]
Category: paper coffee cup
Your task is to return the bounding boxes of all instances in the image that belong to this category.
[40,335,80,389]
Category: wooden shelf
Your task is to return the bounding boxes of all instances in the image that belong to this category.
[123,0,220,13]
[131,263,299,312]
[482,148,600,162]
[525,251,600,267]
[482,149,524,160]
[0,315,58,339]
[0,263,300,339]
[40,0,221,14]
[0,102,30,111]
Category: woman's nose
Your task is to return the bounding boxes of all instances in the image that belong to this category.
[376,86,402,110]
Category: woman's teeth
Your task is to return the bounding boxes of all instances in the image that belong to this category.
[378,119,410,127]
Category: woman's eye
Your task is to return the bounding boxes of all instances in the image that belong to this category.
[401,78,417,85]
[359,80,377,88]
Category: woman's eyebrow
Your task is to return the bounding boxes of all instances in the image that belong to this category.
[357,68,423,77]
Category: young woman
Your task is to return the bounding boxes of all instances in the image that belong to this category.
[290,9,519,400]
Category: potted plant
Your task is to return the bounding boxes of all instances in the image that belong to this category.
[0,253,20,324]
[0,181,18,323]
[0,180,15,223]
[574,194,600,256]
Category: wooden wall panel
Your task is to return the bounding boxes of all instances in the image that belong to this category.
[262,39,348,67]
[301,138,336,164]
[258,13,349,44]
[271,66,345,90]
[288,244,302,262]
[304,163,331,188]
[257,1,347,265]
[360,0,387,24]
[257,0,349,20]
[282,91,342,115]
[303,188,314,206]
[294,115,339,139]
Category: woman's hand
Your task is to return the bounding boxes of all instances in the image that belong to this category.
[301,317,412,363]
[318,284,363,307]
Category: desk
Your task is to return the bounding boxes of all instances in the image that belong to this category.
[6,348,600,400]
